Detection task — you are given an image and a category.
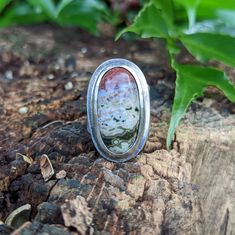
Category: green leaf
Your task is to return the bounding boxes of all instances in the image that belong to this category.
[152,0,174,30]
[27,0,56,19]
[175,0,200,9]
[181,33,235,67]
[57,0,108,34]
[0,2,46,27]
[116,1,169,40]
[56,0,73,17]
[216,10,235,27]
[174,0,201,29]
[174,0,235,30]
[0,0,11,13]
[185,20,235,37]
[196,7,235,26]
[167,63,235,149]
[198,0,235,10]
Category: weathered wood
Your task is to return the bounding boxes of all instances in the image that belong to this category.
[177,106,235,235]
[0,25,234,235]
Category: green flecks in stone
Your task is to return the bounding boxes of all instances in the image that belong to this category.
[102,125,139,152]
[116,126,128,131]
[97,67,140,154]
[113,117,120,122]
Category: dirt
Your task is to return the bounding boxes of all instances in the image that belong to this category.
[0,24,234,235]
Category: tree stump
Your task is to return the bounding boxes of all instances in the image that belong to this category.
[0,25,234,235]
[177,106,235,235]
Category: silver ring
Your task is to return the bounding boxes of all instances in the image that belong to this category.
[87,58,150,162]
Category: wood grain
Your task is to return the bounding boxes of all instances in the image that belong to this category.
[177,106,235,235]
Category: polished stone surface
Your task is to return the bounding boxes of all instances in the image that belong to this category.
[97,67,140,154]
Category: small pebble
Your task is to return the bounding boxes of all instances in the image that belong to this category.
[99,48,105,53]
[65,56,76,71]
[113,49,118,55]
[48,74,55,80]
[54,64,60,70]
[58,58,65,67]
[70,71,78,78]
[64,81,73,90]
[19,107,28,114]
[81,47,87,54]
[4,70,13,80]
[56,170,67,179]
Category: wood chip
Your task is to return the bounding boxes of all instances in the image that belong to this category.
[0,176,10,192]
[11,221,32,235]
[16,153,33,165]
[61,196,93,235]
[56,170,67,179]
[40,154,54,182]
[5,204,31,228]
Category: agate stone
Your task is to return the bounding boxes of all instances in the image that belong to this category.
[87,58,150,162]
[97,67,140,154]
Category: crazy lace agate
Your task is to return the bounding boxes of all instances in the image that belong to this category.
[97,67,140,154]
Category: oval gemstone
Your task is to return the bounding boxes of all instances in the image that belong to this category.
[97,67,140,154]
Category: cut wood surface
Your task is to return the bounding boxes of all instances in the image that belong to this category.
[0,25,234,235]
[177,107,235,235]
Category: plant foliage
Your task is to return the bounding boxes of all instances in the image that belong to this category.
[117,0,235,149]
[0,0,113,34]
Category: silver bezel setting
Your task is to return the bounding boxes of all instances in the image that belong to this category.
[87,58,150,162]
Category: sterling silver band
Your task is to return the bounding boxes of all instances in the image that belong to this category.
[87,58,150,162]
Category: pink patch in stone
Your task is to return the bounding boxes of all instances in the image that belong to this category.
[97,67,140,154]
[99,67,136,90]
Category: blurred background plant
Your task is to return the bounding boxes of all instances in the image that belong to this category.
[0,0,234,148]
[117,0,235,148]
[0,0,144,34]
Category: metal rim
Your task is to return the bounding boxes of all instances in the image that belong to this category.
[87,58,150,162]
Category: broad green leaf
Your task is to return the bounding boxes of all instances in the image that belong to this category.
[175,0,200,9]
[167,64,235,149]
[194,0,235,20]
[181,33,235,67]
[57,0,108,34]
[174,0,235,30]
[0,2,46,27]
[116,1,169,40]
[176,0,235,15]
[174,0,201,29]
[216,10,235,27]
[198,0,235,10]
[152,0,174,30]
[196,8,235,27]
[185,20,235,37]
[0,0,11,13]
[56,0,73,17]
[27,0,56,19]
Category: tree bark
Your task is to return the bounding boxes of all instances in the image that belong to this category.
[0,25,234,235]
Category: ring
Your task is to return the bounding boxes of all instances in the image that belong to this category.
[87,58,150,162]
